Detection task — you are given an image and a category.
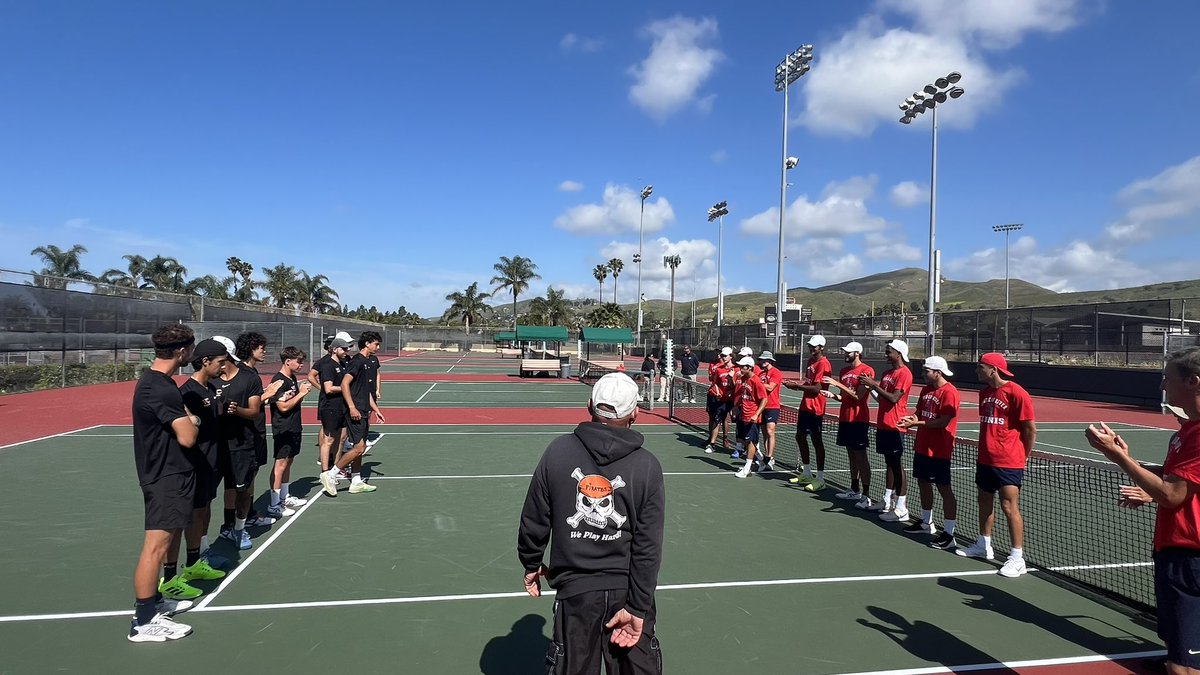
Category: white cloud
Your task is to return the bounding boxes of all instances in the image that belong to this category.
[889,181,926,208]
[1105,155,1200,243]
[628,16,724,121]
[599,237,718,303]
[947,236,1155,292]
[554,183,676,236]
[864,232,922,262]
[880,0,1084,49]
[558,180,585,192]
[560,33,603,53]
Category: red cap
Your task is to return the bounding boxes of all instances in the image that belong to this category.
[979,353,1013,377]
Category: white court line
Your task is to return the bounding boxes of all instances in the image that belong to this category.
[831,650,1167,675]
[413,382,438,403]
[192,490,324,610]
[0,424,107,451]
[446,354,466,373]
[1051,561,1152,571]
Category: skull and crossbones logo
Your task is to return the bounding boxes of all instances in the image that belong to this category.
[566,468,626,529]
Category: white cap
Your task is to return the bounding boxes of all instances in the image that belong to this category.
[923,355,953,376]
[720,347,733,356]
[842,341,864,354]
[212,335,239,362]
[590,372,640,419]
[335,331,353,343]
[807,335,826,347]
[886,339,910,363]
[758,351,775,362]
[738,347,754,356]
[737,356,755,367]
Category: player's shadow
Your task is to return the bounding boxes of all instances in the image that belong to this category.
[479,613,551,675]
[857,606,1017,674]
[290,476,319,499]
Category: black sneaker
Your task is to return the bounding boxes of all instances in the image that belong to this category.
[903,521,929,534]
[930,532,956,550]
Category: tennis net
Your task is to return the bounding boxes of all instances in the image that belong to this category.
[578,359,656,411]
[667,377,1157,613]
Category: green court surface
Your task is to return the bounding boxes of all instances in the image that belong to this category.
[302,381,594,408]
[0,421,1165,673]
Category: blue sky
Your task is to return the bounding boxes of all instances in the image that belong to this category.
[1,0,1198,317]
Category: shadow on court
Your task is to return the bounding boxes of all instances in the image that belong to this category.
[479,614,551,675]
[858,606,1017,674]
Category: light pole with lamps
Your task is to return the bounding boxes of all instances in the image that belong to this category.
[707,200,729,326]
[636,184,653,345]
[899,72,965,356]
[775,44,813,352]
[993,222,1023,352]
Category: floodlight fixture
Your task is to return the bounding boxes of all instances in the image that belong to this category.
[946,71,962,84]
[948,87,965,99]
[785,156,799,169]
[923,84,938,95]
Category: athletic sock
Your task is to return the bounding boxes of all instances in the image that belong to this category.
[802,464,812,477]
[896,496,907,512]
[944,519,956,535]
[1010,546,1023,559]
[270,489,281,508]
[162,563,177,581]
[280,484,290,503]
[816,470,825,481]
[981,535,992,549]
[235,517,247,533]
[223,509,235,528]
[200,535,209,553]
[883,489,894,507]
[351,473,363,485]
[922,509,933,525]
[134,597,157,625]
[185,548,200,567]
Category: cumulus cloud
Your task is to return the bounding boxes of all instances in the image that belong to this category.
[880,0,1084,49]
[560,33,603,53]
[947,236,1155,292]
[1104,155,1200,243]
[890,181,926,208]
[554,183,676,236]
[628,16,724,121]
[558,180,585,192]
[599,237,718,303]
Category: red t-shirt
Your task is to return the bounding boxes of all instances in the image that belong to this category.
[735,364,762,383]
[1155,420,1200,552]
[760,367,783,410]
[800,356,832,416]
[837,363,874,424]
[977,382,1035,469]
[876,366,913,431]
[913,382,960,460]
[738,376,767,421]
[707,362,737,401]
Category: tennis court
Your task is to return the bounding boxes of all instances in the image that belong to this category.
[0,350,1174,673]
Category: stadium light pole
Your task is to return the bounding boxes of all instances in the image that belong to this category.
[708,201,729,326]
[775,44,813,352]
[993,222,1023,353]
[636,185,653,346]
[898,72,964,355]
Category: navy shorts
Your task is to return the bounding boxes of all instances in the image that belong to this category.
[836,422,870,450]
[273,431,303,460]
[142,471,195,531]
[1155,548,1200,668]
[707,396,731,425]
[736,419,761,444]
[761,409,780,425]
[912,454,952,485]
[796,411,823,435]
[875,429,904,455]
[975,464,1024,493]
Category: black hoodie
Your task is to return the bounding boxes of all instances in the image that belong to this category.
[517,421,665,618]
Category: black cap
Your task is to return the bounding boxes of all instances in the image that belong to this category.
[192,339,229,361]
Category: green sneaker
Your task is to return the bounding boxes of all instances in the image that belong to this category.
[158,575,203,600]
[789,475,813,485]
[803,479,826,492]
[181,559,226,582]
[349,482,377,494]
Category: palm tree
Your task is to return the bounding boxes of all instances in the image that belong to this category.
[528,287,571,326]
[296,272,340,313]
[490,255,540,329]
[226,256,256,301]
[184,274,234,299]
[592,264,609,303]
[100,254,149,288]
[443,282,492,333]
[607,258,624,304]
[587,303,627,328]
[663,254,682,329]
[141,255,188,292]
[259,263,300,308]
[30,244,93,289]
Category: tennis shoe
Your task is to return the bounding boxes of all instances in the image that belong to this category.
[349,482,377,494]
[867,501,890,513]
[267,504,295,519]
[319,471,338,497]
[835,490,861,501]
[803,479,826,492]
[880,508,910,522]
[930,532,956,550]
[155,597,193,616]
[904,521,936,535]
[282,495,307,508]
[763,457,776,471]
[730,451,743,460]
[233,529,252,551]
[955,540,994,560]
[999,556,1027,578]
[734,466,751,478]
[246,513,275,527]
[789,474,812,485]
[180,559,225,582]
[128,614,192,643]
[158,576,202,601]
[853,497,873,510]
[704,444,714,454]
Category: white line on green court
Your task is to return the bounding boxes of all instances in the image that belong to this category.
[830,650,1167,675]
[414,382,438,403]
[0,424,106,450]
[446,354,466,373]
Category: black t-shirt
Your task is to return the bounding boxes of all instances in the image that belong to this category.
[270,372,302,434]
[243,363,267,436]
[132,370,192,486]
[344,353,375,411]
[313,354,332,409]
[368,354,381,399]
[179,377,222,470]
[317,355,347,413]
[215,363,263,452]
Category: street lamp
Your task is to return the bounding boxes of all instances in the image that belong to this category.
[636,184,653,344]
[707,200,729,326]
[898,71,965,355]
[775,43,813,352]
[993,223,1023,353]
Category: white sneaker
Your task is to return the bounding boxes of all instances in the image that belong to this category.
[704,444,714,454]
[267,504,296,518]
[319,471,338,497]
[834,490,861,501]
[155,598,193,617]
[853,497,873,510]
[955,540,995,560]
[282,495,308,508]
[734,466,751,478]
[128,614,192,642]
[868,501,890,513]
[880,508,910,522]
[999,556,1027,578]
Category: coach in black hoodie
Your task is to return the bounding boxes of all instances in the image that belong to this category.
[518,372,666,674]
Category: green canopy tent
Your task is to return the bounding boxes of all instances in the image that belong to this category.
[580,327,634,360]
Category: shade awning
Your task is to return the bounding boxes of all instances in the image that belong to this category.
[580,327,634,344]
[515,325,569,341]
[492,332,517,342]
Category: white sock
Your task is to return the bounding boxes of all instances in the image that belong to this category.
[742,459,753,470]
[234,517,247,532]
[896,496,907,512]
[883,489,894,506]
[351,473,363,485]
[981,535,992,549]
[200,535,209,552]
[944,519,956,535]
[270,489,281,507]
[327,468,341,479]
[802,464,812,477]
[280,484,289,503]
[1010,547,1023,559]
[922,509,933,525]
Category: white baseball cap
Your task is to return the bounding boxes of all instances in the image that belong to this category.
[922,355,953,376]
[738,347,754,356]
[335,331,353,343]
[841,341,864,354]
[737,356,756,367]
[212,335,239,362]
[590,372,640,419]
[886,339,910,363]
[720,347,733,356]
[807,335,826,347]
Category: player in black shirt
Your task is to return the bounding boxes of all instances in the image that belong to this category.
[317,337,352,475]
[269,346,313,518]
[129,324,199,643]
[308,336,335,456]
[319,331,384,496]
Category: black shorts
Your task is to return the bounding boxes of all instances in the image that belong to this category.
[223,450,258,491]
[836,422,870,450]
[254,435,268,468]
[796,411,823,435]
[1154,548,1200,668]
[875,429,904,455]
[735,419,760,444]
[192,463,218,507]
[912,454,952,485]
[321,406,347,436]
[546,590,660,675]
[761,409,780,425]
[975,464,1024,493]
[346,416,370,445]
[706,396,731,424]
[142,471,195,531]
[273,431,303,460]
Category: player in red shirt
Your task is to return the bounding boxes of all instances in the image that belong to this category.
[898,356,960,551]
[757,351,784,471]
[733,357,769,478]
[784,335,832,491]
[824,341,875,509]
[859,340,913,522]
[705,348,737,454]
[957,353,1037,578]
[1086,347,1200,674]
[731,347,761,459]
